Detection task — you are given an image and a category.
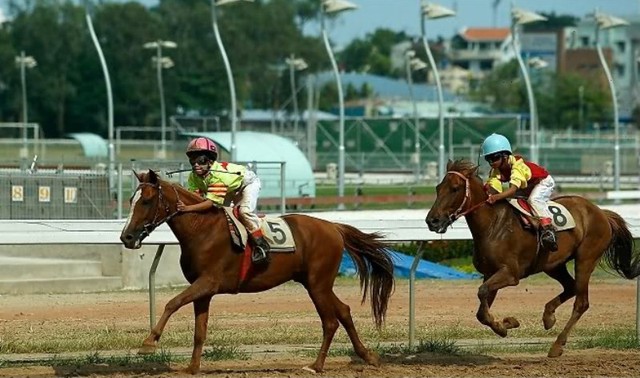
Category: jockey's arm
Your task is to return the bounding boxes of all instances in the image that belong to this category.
[491,184,518,202]
[177,198,215,213]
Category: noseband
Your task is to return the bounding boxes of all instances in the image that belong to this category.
[446,170,487,223]
[137,182,181,240]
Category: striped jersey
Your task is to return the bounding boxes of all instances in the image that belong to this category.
[187,161,246,205]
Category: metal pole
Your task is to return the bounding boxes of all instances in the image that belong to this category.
[406,55,421,183]
[409,242,424,349]
[117,163,123,219]
[156,43,167,159]
[511,21,538,163]
[211,1,238,161]
[578,85,584,129]
[19,51,28,158]
[321,10,345,210]
[280,162,286,215]
[595,25,621,194]
[421,15,446,180]
[289,54,300,143]
[149,245,165,330]
[86,10,115,195]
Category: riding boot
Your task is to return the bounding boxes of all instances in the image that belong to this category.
[250,230,270,264]
[540,218,558,252]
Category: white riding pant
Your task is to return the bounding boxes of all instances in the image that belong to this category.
[528,176,555,220]
[235,170,262,233]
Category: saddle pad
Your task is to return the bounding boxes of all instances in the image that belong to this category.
[222,207,296,252]
[507,199,576,232]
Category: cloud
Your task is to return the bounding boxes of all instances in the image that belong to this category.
[0,8,6,24]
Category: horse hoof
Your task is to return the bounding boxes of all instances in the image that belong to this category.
[503,317,520,329]
[183,365,200,375]
[543,313,556,330]
[138,344,156,355]
[547,345,563,358]
[364,351,381,367]
[302,366,319,373]
[491,323,508,337]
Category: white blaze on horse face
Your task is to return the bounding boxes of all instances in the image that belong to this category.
[123,188,142,232]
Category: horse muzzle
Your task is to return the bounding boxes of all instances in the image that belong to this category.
[425,216,451,234]
[120,231,145,249]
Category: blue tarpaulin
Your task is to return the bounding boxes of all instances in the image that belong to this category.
[339,250,478,280]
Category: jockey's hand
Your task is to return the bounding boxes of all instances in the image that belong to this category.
[176,200,187,213]
[486,194,499,205]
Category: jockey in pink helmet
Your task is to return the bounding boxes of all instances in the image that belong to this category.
[177,137,270,264]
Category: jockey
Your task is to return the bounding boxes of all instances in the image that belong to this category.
[481,133,558,251]
[176,137,270,264]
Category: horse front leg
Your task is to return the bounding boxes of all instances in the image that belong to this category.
[139,278,216,357]
[185,295,213,375]
[476,267,520,337]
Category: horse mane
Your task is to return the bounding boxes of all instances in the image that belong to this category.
[448,159,480,179]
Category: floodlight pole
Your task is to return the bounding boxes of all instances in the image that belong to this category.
[595,14,622,194]
[86,8,115,195]
[211,0,238,160]
[321,7,346,210]
[405,52,421,182]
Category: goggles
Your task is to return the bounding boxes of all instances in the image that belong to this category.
[189,155,211,166]
[484,153,502,163]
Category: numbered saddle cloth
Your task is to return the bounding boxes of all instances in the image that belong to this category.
[507,198,576,231]
[222,207,296,252]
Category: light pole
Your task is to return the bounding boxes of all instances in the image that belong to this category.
[511,7,547,163]
[405,50,427,182]
[211,0,253,161]
[85,5,115,194]
[285,54,308,142]
[420,1,455,180]
[143,40,177,159]
[578,85,584,129]
[15,51,36,159]
[595,10,628,194]
[321,0,357,210]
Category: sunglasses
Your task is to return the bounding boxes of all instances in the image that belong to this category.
[485,154,502,163]
[189,155,211,166]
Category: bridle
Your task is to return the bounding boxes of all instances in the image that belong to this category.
[445,170,487,223]
[136,182,181,240]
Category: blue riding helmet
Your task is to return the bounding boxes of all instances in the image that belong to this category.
[481,133,512,156]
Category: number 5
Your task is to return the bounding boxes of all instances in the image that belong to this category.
[268,221,286,244]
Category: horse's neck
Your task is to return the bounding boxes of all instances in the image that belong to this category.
[464,179,506,241]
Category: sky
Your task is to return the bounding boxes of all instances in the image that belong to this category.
[1,0,637,47]
[313,0,638,48]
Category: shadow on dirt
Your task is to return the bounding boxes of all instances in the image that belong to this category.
[380,351,500,367]
[52,362,171,376]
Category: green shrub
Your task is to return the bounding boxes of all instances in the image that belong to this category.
[391,240,474,263]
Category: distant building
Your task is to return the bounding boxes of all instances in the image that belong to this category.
[448,27,513,80]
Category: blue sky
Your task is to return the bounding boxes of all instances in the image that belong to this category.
[1,0,636,47]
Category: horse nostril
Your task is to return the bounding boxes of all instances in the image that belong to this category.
[121,234,134,243]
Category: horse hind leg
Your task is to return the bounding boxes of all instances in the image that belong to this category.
[548,254,596,358]
[542,264,576,330]
[303,287,341,373]
[331,292,380,367]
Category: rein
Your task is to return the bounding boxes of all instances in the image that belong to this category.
[446,170,487,222]
[138,182,182,240]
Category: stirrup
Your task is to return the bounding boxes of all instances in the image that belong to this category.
[541,231,558,252]
[251,245,268,263]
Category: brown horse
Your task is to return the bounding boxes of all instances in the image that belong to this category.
[426,160,639,357]
[120,170,395,374]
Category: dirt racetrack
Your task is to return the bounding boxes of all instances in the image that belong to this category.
[1,277,640,377]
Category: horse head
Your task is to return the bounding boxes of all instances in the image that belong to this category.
[120,169,179,249]
[426,159,483,233]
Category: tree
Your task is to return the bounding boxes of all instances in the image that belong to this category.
[339,28,409,76]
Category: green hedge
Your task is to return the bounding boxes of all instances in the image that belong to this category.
[391,240,474,263]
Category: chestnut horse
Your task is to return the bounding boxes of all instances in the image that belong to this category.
[426,160,639,358]
[120,170,395,374]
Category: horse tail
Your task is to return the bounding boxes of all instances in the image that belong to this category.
[601,210,640,279]
[336,223,395,329]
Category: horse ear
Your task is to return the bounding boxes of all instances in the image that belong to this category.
[133,170,142,182]
[470,166,480,177]
[446,159,454,171]
[148,169,158,184]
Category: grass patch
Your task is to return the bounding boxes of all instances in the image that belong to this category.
[575,329,640,350]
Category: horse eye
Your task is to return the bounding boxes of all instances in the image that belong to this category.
[141,198,152,206]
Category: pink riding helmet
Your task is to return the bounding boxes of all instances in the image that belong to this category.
[186,137,218,160]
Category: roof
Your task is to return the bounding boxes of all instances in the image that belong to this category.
[315,72,459,103]
[241,109,337,122]
[67,133,108,158]
[180,131,315,198]
[460,27,510,41]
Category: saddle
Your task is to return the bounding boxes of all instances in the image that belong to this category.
[507,198,576,232]
[222,207,297,253]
